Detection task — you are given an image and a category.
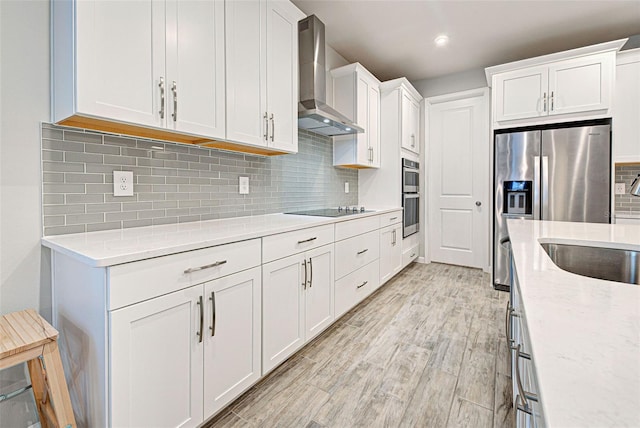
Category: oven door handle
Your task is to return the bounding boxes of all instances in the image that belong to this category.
[403,167,420,174]
[403,193,420,199]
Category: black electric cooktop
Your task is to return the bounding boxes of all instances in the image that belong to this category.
[285,208,373,217]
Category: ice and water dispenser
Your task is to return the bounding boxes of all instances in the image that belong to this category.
[503,181,532,215]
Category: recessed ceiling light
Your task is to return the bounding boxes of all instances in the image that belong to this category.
[434,35,449,47]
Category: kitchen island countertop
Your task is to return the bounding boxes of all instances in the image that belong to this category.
[507,219,640,427]
[41,208,402,267]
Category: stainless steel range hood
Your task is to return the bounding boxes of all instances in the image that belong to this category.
[298,15,363,137]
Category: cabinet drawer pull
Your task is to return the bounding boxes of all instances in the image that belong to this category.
[158,77,165,119]
[389,217,397,221]
[209,291,216,337]
[196,295,203,343]
[357,249,368,255]
[410,253,416,258]
[297,237,317,244]
[357,281,368,289]
[183,260,227,274]
[171,80,177,122]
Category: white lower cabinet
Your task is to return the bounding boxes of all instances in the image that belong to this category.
[111,285,204,428]
[110,266,262,427]
[335,259,379,318]
[203,267,262,417]
[380,223,402,285]
[262,243,334,373]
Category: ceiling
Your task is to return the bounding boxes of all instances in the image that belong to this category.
[291,0,640,82]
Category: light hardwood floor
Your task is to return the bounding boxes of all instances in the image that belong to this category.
[204,262,514,428]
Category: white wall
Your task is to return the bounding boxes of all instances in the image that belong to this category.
[411,68,487,98]
[0,0,50,317]
[325,45,348,107]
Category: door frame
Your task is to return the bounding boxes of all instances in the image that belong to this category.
[424,87,490,272]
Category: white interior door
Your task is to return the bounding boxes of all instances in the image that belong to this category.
[428,89,489,269]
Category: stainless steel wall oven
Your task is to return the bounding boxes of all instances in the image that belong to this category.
[402,158,419,237]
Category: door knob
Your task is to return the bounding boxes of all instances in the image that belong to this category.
[475,201,482,206]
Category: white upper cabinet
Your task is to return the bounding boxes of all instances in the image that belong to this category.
[332,63,381,168]
[53,0,225,140]
[613,50,640,163]
[487,40,626,128]
[166,0,226,139]
[379,78,423,157]
[226,0,304,153]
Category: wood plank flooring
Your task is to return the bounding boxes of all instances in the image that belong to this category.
[204,262,514,428]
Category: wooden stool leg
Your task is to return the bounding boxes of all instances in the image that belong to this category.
[27,355,52,428]
[41,341,77,428]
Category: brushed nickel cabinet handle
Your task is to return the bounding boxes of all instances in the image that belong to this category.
[389,217,398,221]
[357,281,368,289]
[515,344,538,411]
[270,113,275,142]
[357,249,368,255]
[543,92,547,112]
[551,91,554,111]
[171,80,177,122]
[302,259,307,289]
[297,237,317,244]
[184,260,227,274]
[209,291,216,337]
[392,229,396,245]
[196,295,203,343]
[159,77,165,119]
[264,113,269,140]
[308,258,313,288]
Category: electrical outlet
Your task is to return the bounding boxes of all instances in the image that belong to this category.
[615,182,626,195]
[113,171,134,197]
[239,176,249,194]
[344,182,349,193]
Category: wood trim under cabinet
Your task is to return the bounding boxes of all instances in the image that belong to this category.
[58,115,291,156]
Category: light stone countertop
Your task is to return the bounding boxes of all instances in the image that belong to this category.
[506,219,640,427]
[41,208,402,267]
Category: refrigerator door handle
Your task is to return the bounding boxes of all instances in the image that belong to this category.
[533,156,541,220]
[542,156,549,219]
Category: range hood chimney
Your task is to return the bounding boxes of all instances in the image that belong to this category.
[298,15,364,136]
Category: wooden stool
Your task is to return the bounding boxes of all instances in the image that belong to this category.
[0,309,76,428]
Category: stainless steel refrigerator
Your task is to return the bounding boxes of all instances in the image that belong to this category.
[493,121,611,290]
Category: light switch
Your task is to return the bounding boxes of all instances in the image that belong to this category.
[615,182,625,195]
[344,182,349,193]
[239,176,249,194]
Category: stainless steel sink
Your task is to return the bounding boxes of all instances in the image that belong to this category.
[541,243,639,285]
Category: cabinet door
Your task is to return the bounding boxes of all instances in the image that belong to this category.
[613,55,640,163]
[368,83,381,167]
[548,54,613,116]
[266,0,300,153]
[304,244,334,340]
[401,92,413,151]
[494,66,548,122]
[203,267,261,417]
[356,76,371,165]
[379,224,402,285]
[262,253,305,373]
[75,0,165,128]
[408,97,420,154]
[225,0,267,147]
[110,286,203,428]
[166,0,225,139]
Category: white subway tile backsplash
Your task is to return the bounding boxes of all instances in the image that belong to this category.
[41,125,358,235]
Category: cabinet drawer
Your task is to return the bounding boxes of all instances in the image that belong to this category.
[109,239,261,310]
[334,230,380,280]
[402,244,419,267]
[262,224,334,263]
[335,215,380,241]
[335,260,379,318]
[378,210,402,226]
